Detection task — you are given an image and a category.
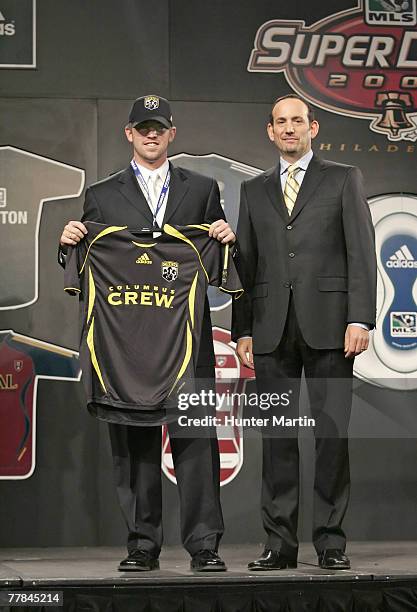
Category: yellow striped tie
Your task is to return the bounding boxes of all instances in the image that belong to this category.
[283,165,300,216]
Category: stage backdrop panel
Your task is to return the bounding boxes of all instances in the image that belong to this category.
[0,0,416,548]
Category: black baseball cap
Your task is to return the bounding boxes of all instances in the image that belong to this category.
[128,95,173,129]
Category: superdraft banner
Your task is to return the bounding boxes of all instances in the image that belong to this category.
[248,0,417,142]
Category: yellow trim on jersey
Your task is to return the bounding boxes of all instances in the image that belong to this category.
[186,224,211,232]
[87,267,96,324]
[169,320,193,396]
[189,271,198,329]
[64,287,81,294]
[132,241,157,248]
[219,286,244,297]
[80,226,128,275]
[223,243,229,277]
[163,224,209,282]
[87,317,107,393]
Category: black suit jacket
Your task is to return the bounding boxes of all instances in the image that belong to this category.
[61,162,224,366]
[232,155,377,352]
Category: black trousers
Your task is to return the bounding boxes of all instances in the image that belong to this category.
[253,296,353,556]
[108,365,224,556]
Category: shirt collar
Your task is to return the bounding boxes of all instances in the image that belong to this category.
[280,150,314,175]
[133,159,170,182]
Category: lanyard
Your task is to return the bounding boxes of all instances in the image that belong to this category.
[131,159,170,228]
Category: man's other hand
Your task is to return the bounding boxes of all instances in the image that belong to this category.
[60,221,88,246]
[344,324,369,358]
[209,220,236,244]
[236,337,254,370]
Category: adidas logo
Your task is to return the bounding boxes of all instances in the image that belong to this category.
[0,10,16,36]
[136,252,152,265]
[386,244,417,268]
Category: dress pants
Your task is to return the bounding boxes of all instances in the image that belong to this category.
[253,295,353,557]
[108,365,224,556]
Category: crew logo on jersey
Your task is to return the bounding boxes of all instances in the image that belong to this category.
[162,328,255,487]
[354,194,417,390]
[248,0,417,142]
[14,360,23,372]
[162,261,179,282]
[107,284,175,308]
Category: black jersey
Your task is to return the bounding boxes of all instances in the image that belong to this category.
[64,221,242,425]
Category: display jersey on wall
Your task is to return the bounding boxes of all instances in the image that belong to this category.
[170,153,262,310]
[354,194,417,389]
[0,146,84,310]
[248,0,417,142]
[0,330,81,479]
[161,327,255,487]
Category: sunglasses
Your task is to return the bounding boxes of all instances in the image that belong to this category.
[134,124,168,136]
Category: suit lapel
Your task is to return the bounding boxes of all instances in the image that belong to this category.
[289,155,326,221]
[117,166,154,226]
[263,164,288,223]
[162,163,189,224]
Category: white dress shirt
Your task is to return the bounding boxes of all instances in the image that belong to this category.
[133,159,170,230]
[239,150,369,338]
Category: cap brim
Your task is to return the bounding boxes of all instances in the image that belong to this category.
[132,116,172,129]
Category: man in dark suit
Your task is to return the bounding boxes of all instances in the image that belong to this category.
[232,94,376,571]
[59,95,235,572]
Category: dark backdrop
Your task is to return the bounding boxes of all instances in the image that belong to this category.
[0,0,416,549]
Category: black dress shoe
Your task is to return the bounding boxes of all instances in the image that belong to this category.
[248,549,297,571]
[118,549,160,572]
[190,549,227,572]
[318,549,351,570]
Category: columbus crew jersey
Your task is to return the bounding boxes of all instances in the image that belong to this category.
[64,221,243,425]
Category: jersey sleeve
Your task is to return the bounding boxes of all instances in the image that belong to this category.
[64,245,82,296]
[188,227,244,297]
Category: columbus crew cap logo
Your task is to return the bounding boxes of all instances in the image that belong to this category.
[144,96,160,111]
[161,261,178,282]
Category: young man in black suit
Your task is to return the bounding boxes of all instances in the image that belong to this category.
[60,95,235,572]
[232,94,376,571]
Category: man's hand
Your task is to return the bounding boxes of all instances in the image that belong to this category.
[236,337,254,369]
[209,219,236,244]
[344,324,369,358]
[60,221,88,246]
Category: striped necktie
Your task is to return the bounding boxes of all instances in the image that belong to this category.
[148,173,161,213]
[283,165,300,216]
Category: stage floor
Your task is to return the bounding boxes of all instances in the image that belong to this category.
[1,541,417,586]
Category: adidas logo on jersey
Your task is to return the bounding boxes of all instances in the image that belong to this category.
[386,244,417,268]
[136,252,153,265]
